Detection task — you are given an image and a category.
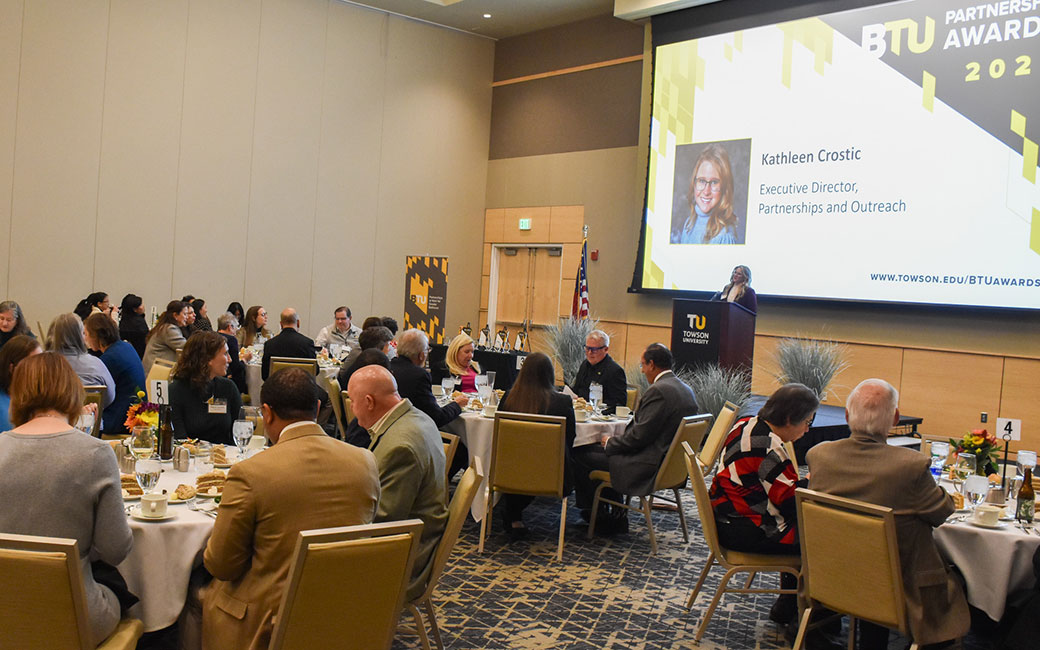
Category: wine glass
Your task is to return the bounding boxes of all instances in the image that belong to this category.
[232,419,254,458]
[130,426,156,460]
[963,475,989,515]
[589,382,603,415]
[134,458,161,495]
[953,452,975,486]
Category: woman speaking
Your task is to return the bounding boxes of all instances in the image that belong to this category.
[712,265,757,313]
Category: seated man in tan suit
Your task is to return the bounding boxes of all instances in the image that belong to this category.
[348,365,447,603]
[202,368,381,650]
[807,379,969,650]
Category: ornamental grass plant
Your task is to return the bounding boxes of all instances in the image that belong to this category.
[676,363,751,422]
[772,336,849,400]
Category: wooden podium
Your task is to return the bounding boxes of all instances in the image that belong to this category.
[669,299,756,374]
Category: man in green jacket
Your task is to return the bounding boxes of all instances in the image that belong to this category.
[348,365,447,601]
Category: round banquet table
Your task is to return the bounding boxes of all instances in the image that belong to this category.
[444,410,630,521]
[933,508,1040,621]
[245,361,339,406]
[118,467,216,632]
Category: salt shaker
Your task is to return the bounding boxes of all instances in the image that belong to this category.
[174,446,191,472]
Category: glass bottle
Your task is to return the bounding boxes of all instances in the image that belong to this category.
[158,404,174,461]
[1016,467,1035,523]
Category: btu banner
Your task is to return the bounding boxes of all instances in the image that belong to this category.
[404,256,448,344]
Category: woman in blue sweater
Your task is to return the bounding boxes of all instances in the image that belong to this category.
[85,313,145,437]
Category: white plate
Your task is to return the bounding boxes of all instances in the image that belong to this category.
[168,496,195,504]
[196,487,223,498]
[122,493,142,502]
[129,507,178,522]
[213,462,233,469]
[968,519,1008,529]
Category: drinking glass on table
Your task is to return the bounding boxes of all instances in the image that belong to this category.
[929,441,950,484]
[135,458,161,495]
[962,474,989,513]
[953,453,975,486]
[474,374,488,390]
[1017,450,1037,476]
[440,378,455,398]
[130,426,156,460]
[232,419,254,458]
[589,382,603,414]
[486,371,497,390]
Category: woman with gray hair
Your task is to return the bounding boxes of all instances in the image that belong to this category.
[0,300,35,349]
[46,313,115,409]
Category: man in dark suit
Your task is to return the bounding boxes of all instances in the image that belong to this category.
[390,328,468,427]
[260,308,317,380]
[569,329,628,415]
[572,343,699,533]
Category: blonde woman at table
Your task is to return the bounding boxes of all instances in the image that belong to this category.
[142,300,189,373]
[497,352,576,540]
[445,332,481,392]
[238,305,271,348]
[169,332,241,445]
[0,353,134,646]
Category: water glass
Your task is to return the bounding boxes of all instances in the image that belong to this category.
[76,412,95,435]
[135,458,161,494]
[962,475,989,511]
[474,374,488,389]
[486,371,497,390]
[440,378,455,396]
[232,419,254,456]
[954,452,975,484]
[1017,450,1037,475]
[130,426,156,460]
[929,441,950,483]
[589,383,603,413]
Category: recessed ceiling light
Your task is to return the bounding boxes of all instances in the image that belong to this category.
[483,13,491,19]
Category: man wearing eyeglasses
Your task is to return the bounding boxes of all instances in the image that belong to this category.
[570,330,628,415]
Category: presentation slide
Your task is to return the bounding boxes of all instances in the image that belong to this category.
[637,0,1040,310]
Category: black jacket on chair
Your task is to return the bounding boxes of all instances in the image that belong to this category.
[261,327,317,379]
[390,356,462,428]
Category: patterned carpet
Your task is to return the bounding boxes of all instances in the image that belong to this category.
[390,490,1000,650]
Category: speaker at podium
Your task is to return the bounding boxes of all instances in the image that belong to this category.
[669,299,755,374]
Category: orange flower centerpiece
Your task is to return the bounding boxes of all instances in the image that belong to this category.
[125,390,160,431]
[949,428,1000,477]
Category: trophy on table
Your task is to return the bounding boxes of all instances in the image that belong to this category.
[513,320,529,352]
[461,322,472,337]
[477,324,490,349]
[494,326,509,351]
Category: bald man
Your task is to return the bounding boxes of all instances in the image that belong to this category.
[348,365,447,602]
[261,307,317,379]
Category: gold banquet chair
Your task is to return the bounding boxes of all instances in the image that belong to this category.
[479,411,568,561]
[270,356,319,377]
[681,442,801,642]
[269,519,424,650]
[0,533,144,650]
[402,458,484,650]
[440,431,460,489]
[145,359,174,403]
[587,413,711,555]
[341,391,354,424]
[626,386,638,411]
[698,400,740,474]
[82,385,106,438]
[325,376,348,440]
[792,488,934,650]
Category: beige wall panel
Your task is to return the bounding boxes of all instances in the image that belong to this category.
[751,335,781,397]
[371,16,492,333]
[1000,358,1040,453]
[485,208,505,243]
[480,275,489,309]
[561,242,582,279]
[549,205,584,242]
[495,248,528,324]
[0,0,23,297]
[599,321,629,370]
[900,350,1003,439]
[503,206,550,243]
[821,343,904,407]
[478,309,488,331]
[624,323,670,366]
[173,0,260,316]
[482,243,491,276]
[95,0,187,308]
[9,0,108,320]
[243,0,326,319]
[308,3,387,333]
[530,248,561,326]
[558,281,573,317]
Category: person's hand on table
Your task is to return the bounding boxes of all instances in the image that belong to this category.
[82,403,98,416]
[600,434,610,448]
[453,395,469,407]
[240,348,253,362]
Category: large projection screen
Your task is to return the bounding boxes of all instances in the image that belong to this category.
[633,0,1040,310]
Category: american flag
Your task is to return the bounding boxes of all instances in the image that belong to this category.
[571,237,589,319]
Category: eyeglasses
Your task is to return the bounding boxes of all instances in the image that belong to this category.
[584,345,606,353]
[805,413,816,427]
[694,177,721,192]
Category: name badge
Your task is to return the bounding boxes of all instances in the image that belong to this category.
[208,398,228,415]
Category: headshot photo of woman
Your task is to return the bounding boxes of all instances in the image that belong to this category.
[670,139,749,246]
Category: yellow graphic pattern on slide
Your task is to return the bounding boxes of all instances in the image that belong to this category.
[643,225,665,289]
[1010,110,1039,256]
[778,18,833,89]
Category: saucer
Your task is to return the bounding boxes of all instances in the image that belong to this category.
[122,493,141,502]
[968,519,1007,529]
[129,507,178,522]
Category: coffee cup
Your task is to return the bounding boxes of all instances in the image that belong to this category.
[974,504,1000,526]
[482,404,497,418]
[575,409,588,422]
[141,493,168,518]
[616,406,631,418]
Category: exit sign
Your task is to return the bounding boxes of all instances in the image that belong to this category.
[518,218,532,231]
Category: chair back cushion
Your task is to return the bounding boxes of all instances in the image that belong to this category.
[0,540,89,650]
[145,363,173,401]
[271,357,318,377]
[698,401,739,471]
[653,414,711,492]
[797,490,906,631]
[272,521,422,650]
[341,392,354,423]
[491,412,565,497]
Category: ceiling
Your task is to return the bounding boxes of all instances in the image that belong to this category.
[346,0,618,40]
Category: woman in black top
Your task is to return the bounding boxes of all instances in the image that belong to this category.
[497,352,576,539]
[189,298,212,333]
[117,294,148,359]
[169,332,241,445]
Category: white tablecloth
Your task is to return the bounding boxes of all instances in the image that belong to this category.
[245,363,339,405]
[444,411,629,521]
[118,468,215,632]
[934,517,1040,620]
